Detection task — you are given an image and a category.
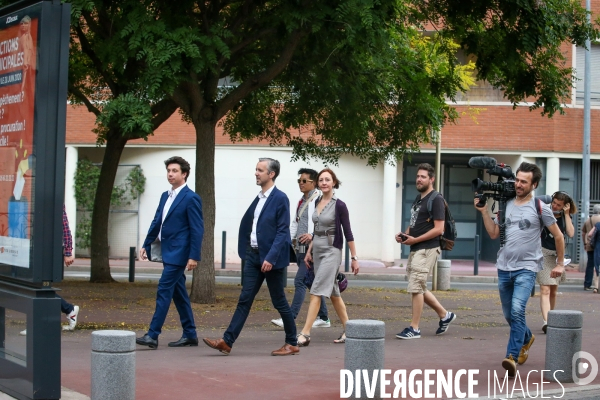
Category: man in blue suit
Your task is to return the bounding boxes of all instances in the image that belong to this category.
[136,156,204,349]
[203,158,299,356]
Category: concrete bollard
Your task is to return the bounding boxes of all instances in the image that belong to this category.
[436,260,451,291]
[91,330,136,400]
[544,310,582,383]
[344,320,385,399]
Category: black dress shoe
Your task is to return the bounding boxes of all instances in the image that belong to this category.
[168,337,199,347]
[136,334,158,349]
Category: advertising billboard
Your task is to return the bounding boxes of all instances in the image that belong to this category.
[0,5,39,271]
[0,0,69,284]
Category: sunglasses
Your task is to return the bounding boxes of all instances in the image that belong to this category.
[297,179,314,184]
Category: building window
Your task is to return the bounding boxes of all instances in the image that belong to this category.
[575,44,600,105]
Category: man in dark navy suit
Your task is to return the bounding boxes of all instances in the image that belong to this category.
[136,156,204,349]
[203,158,299,356]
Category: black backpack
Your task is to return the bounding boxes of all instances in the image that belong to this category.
[413,190,457,251]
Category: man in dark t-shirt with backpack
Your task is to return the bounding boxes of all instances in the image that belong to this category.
[395,163,456,340]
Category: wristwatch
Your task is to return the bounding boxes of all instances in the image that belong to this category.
[351,256,359,261]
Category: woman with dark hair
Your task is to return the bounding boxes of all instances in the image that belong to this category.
[537,191,576,333]
[296,168,359,346]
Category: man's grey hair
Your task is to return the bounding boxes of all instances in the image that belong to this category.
[259,158,280,181]
[593,204,600,214]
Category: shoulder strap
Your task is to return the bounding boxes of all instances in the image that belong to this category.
[426,190,441,221]
[535,198,543,221]
[297,191,319,219]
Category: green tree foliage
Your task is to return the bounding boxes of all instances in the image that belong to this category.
[67,0,179,282]
[124,0,595,303]
[0,0,179,282]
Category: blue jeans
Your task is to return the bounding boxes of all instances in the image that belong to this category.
[290,253,328,319]
[224,248,297,347]
[498,269,535,360]
[148,263,197,340]
[59,295,74,314]
[584,251,595,288]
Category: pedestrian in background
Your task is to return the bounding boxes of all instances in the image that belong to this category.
[537,191,575,333]
[582,204,600,292]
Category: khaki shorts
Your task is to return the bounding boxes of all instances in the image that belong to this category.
[406,247,441,294]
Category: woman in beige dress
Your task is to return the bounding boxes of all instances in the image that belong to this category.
[297,168,359,346]
[537,191,575,333]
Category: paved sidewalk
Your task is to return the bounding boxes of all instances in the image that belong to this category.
[1,259,595,400]
[3,277,600,399]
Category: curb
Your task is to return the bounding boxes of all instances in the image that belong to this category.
[65,265,586,285]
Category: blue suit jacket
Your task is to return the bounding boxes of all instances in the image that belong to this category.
[143,185,204,267]
[238,186,291,270]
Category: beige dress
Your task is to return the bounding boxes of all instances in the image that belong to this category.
[310,197,342,298]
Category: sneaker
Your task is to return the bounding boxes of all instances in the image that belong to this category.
[542,321,547,334]
[19,329,26,336]
[64,305,79,331]
[312,318,331,328]
[502,355,517,377]
[436,312,457,335]
[518,334,535,365]
[396,326,421,340]
[271,318,284,328]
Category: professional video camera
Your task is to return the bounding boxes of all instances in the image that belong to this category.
[468,157,516,207]
[468,156,516,247]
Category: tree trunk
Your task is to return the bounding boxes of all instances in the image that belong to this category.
[89,132,127,282]
[190,119,216,303]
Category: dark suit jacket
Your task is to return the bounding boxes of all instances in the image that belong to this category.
[143,185,204,267]
[238,186,291,269]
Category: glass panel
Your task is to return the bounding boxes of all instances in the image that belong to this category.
[445,239,477,259]
[448,185,479,202]
[450,203,478,221]
[0,307,27,367]
[0,4,43,281]
[448,167,478,184]
[455,222,477,238]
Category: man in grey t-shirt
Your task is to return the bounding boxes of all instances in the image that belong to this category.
[475,162,565,378]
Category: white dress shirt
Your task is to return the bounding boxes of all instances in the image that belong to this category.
[250,186,274,247]
[158,183,187,241]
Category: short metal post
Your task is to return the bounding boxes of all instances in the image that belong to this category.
[345,241,350,272]
[221,231,226,269]
[128,247,135,283]
[474,234,479,276]
[241,259,245,286]
[0,306,5,352]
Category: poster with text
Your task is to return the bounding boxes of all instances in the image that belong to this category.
[0,8,39,269]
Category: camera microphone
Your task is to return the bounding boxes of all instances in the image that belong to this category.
[468,156,497,169]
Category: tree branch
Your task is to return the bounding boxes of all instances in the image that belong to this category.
[74,24,119,95]
[215,29,307,120]
[68,83,101,116]
[151,98,179,130]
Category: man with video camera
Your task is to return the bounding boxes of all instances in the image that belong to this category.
[474,162,565,377]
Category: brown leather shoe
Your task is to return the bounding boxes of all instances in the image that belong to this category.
[203,338,231,355]
[271,343,300,356]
